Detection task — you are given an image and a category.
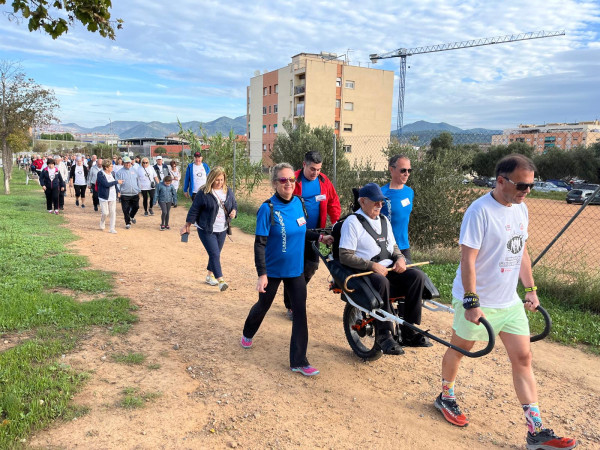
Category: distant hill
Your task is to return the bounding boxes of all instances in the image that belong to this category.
[60,116,248,139]
[393,121,502,146]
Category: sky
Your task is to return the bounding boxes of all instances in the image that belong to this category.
[1,0,599,130]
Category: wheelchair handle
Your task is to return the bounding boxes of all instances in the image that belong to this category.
[343,261,432,293]
[530,305,552,343]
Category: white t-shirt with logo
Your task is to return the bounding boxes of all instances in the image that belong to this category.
[212,189,227,232]
[452,192,529,308]
[339,208,396,268]
[100,172,117,202]
[74,165,86,185]
[192,163,207,193]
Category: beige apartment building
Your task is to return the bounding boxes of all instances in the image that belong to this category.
[492,121,600,152]
[247,52,394,166]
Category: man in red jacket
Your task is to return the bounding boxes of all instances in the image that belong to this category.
[283,151,341,319]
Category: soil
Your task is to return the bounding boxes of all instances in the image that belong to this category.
[29,195,600,449]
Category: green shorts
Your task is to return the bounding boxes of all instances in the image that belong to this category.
[452,298,530,342]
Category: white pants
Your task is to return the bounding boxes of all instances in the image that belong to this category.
[100,200,117,232]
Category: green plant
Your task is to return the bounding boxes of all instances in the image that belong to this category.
[111,352,146,365]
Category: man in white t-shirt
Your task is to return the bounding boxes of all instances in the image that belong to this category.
[339,183,428,356]
[183,151,210,200]
[434,154,576,450]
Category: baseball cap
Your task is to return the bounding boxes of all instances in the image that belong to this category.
[156,156,163,160]
[358,183,387,202]
[122,156,132,163]
[193,151,202,157]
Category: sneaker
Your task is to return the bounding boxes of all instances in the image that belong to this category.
[240,336,253,349]
[286,309,294,321]
[291,365,320,377]
[126,224,131,229]
[205,275,218,286]
[165,225,170,230]
[60,206,64,210]
[526,429,577,450]
[54,210,59,214]
[76,200,79,206]
[109,229,117,234]
[160,225,165,231]
[81,204,85,208]
[94,205,98,212]
[99,224,105,230]
[218,280,229,292]
[131,218,136,224]
[48,210,54,213]
[434,394,469,427]
[144,211,149,216]
[149,209,154,216]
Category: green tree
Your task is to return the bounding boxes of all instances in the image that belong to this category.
[178,124,262,195]
[1,61,58,194]
[471,142,535,177]
[0,0,122,39]
[154,146,167,156]
[533,149,575,180]
[428,131,454,160]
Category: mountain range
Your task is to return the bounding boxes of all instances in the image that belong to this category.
[60,116,248,139]
[394,120,502,145]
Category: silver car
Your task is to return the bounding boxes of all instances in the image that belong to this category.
[533,181,568,193]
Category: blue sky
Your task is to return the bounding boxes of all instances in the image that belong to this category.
[1,0,599,130]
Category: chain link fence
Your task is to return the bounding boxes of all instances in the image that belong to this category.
[253,129,600,305]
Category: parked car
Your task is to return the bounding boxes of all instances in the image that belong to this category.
[589,191,600,205]
[566,189,595,204]
[573,183,599,191]
[472,177,490,187]
[533,181,568,193]
[547,179,571,191]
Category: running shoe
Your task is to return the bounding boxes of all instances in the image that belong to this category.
[165,225,170,230]
[149,208,154,216]
[76,200,79,206]
[218,280,229,292]
[240,336,252,349]
[54,210,59,214]
[290,365,320,376]
[109,229,117,234]
[81,204,85,208]
[126,224,131,229]
[434,393,469,427]
[205,275,218,286]
[131,218,136,224]
[48,210,53,213]
[144,211,149,216]
[94,206,98,212]
[160,225,165,231]
[286,309,293,321]
[526,429,577,450]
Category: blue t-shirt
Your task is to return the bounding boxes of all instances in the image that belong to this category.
[255,195,307,278]
[380,183,414,250]
[299,173,321,229]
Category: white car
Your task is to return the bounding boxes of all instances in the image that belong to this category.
[533,181,568,193]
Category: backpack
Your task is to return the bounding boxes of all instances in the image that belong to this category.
[262,195,308,225]
[330,213,392,262]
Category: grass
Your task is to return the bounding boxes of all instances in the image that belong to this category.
[0,170,137,448]
[119,387,161,409]
[111,352,146,365]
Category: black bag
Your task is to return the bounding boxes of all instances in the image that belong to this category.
[151,181,156,189]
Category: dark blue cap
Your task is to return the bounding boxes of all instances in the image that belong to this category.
[358,183,387,202]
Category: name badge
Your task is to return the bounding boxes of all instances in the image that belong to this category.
[401,198,411,207]
[316,194,326,202]
[297,217,306,226]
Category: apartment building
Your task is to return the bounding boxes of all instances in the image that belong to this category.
[492,121,600,152]
[247,52,394,165]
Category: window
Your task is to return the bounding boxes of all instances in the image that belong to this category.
[343,145,352,153]
[269,86,272,95]
[263,144,267,152]
[336,77,342,87]
[335,99,341,108]
[274,104,278,113]
[268,105,271,113]
[290,80,293,96]
[275,84,278,94]
[263,87,267,96]
[268,125,271,133]
[274,124,278,133]
[344,102,354,111]
[343,123,353,132]
[263,125,267,134]
[345,80,355,89]
[262,106,267,115]
[334,121,340,130]
[268,143,271,151]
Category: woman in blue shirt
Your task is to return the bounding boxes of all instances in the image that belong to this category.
[241,163,332,377]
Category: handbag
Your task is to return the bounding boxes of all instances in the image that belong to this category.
[143,166,156,189]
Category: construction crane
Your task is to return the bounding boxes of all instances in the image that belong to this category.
[369,30,566,134]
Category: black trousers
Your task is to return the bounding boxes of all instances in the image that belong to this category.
[283,240,319,310]
[141,189,155,212]
[91,188,99,209]
[59,190,64,208]
[243,275,309,368]
[366,268,425,339]
[45,187,60,210]
[120,194,140,225]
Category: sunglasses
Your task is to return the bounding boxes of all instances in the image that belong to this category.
[393,167,412,174]
[502,176,534,191]
[142,162,149,164]
[277,177,296,184]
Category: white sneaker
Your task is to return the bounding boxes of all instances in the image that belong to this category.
[205,275,218,286]
[218,280,229,292]
[99,223,105,230]
[109,229,117,234]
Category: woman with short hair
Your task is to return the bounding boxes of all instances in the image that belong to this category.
[137,157,156,216]
[40,158,65,214]
[97,159,123,233]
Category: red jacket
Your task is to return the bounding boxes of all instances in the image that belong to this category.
[293,169,341,228]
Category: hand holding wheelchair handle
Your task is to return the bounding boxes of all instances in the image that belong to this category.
[343,261,432,293]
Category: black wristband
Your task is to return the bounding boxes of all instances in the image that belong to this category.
[463,292,480,310]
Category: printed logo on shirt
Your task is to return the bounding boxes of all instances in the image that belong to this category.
[505,224,511,231]
[506,234,524,254]
[297,217,306,226]
[401,198,410,207]
[274,210,287,253]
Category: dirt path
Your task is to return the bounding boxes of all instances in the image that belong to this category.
[30,197,600,449]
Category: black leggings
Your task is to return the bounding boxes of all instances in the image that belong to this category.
[158,201,171,226]
[45,187,60,210]
[242,275,309,368]
[283,240,319,310]
[141,189,155,212]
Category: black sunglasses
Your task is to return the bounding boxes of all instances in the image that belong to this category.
[392,166,412,174]
[502,176,534,191]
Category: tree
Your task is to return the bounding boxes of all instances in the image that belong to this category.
[154,146,167,156]
[1,61,58,194]
[0,0,122,39]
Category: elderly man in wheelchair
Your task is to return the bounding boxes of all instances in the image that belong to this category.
[338,183,431,355]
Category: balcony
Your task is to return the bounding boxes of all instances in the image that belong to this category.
[294,85,306,95]
[294,103,305,117]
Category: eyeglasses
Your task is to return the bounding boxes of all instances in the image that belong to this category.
[501,176,534,191]
[277,177,296,184]
[142,162,149,164]
[397,167,412,174]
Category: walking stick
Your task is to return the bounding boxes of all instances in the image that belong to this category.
[343,261,432,293]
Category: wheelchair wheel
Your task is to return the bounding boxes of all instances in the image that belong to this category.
[343,303,382,361]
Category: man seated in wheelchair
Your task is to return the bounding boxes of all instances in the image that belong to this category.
[338,183,431,355]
